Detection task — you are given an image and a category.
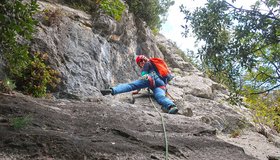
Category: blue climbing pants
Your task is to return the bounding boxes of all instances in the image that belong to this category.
[111,74,174,111]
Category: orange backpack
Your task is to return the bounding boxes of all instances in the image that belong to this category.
[149,58,173,83]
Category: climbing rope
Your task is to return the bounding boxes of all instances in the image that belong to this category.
[148,92,169,160]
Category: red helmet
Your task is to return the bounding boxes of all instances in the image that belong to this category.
[135,55,147,64]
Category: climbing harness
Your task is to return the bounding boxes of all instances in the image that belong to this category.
[148,91,169,160]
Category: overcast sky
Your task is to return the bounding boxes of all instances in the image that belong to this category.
[160,0,258,53]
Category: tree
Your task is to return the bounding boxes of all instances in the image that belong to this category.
[125,0,175,30]
[180,0,280,131]
[180,0,280,95]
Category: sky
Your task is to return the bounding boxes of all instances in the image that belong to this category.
[160,0,258,53]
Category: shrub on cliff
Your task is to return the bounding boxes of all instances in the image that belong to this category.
[64,0,125,21]
[0,0,60,97]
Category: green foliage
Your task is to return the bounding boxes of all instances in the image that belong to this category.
[244,91,280,132]
[180,0,280,97]
[181,0,280,131]
[126,0,174,30]
[11,115,32,129]
[152,27,160,35]
[64,0,125,21]
[63,0,93,11]
[42,8,63,26]
[0,0,61,97]
[0,78,16,93]
[0,0,39,78]
[20,52,61,98]
[49,0,174,30]
[99,0,126,21]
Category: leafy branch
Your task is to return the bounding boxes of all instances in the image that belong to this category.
[250,84,280,94]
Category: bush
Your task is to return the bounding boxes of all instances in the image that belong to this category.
[0,78,16,94]
[64,0,125,21]
[99,0,125,21]
[19,52,61,97]
[64,0,174,29]
[42,8,63,26]
[0,0,38,78]
[1,0,61,97]
[245,91,280,132]
[11,115,32,129]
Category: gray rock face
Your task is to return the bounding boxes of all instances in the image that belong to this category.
[31,2,139,99]
[0,1,193,99]
[29,2,164,99]
[0,93,257,160]
[0,1,279,160]
[0,55,6,80]
[155,33,195,71]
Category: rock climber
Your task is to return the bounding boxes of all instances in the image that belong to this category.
[101,55,178,114]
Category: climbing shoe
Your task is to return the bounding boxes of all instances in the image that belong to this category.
[161,107,169,113]
[168,105,178,114]
[100,89,112,95]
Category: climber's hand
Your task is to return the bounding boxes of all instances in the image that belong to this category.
[139,74,149,80]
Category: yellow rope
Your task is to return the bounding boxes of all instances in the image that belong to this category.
[148,93,169,160]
